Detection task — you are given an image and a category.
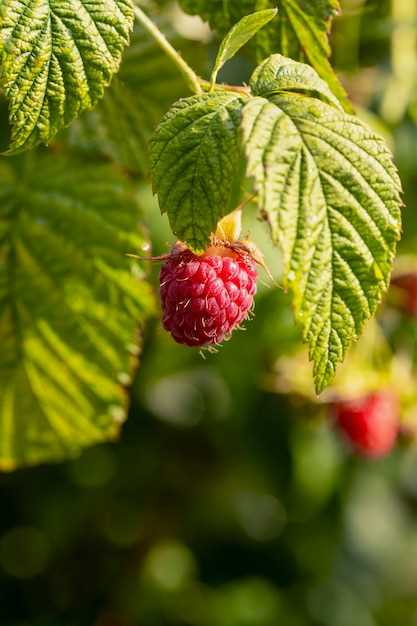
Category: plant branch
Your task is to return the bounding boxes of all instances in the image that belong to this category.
[133,5,202,94]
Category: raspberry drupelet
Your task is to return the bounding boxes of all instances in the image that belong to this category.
[160,243,258,347]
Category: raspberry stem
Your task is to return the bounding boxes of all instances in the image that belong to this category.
[133,5,202,94]
[132,4,251,97]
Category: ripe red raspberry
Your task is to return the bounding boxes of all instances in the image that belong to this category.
[332,391,399,458]
[160,244,258,347]
[391,272,417,315]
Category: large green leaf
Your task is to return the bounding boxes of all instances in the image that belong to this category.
[0,153,154,469]
[67,19,206,174]
[242,55,402,393]
[0,0,134,154]
[178,0,350,111]
[150,92,247,250]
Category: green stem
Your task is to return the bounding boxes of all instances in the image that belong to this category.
[133,5,202,94]
[199,79,251,95]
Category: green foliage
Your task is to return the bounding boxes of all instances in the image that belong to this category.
[0,153,153,469]
[178,0,350,110]
[68,80,151,175]
[0,0,134,154]
[68,19,206,174]
[151,54,402,391]
[211,9,278,86]
[250,45,342,109]
[150,92,247,250]
[2,4,417,625]
[0,0,407,462]
[242,55,402,392]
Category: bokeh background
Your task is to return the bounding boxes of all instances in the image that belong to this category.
[3,0,417,624]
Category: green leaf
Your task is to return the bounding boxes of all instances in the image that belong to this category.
[68,80,151,175]
[0,0,134,154]
[67,19,207,175]
[0,153,154,470]
[211,8,278,86]
[178,0,351,111]
[281,0,351,112]
[178,0,264,31]
[242,56,402,393]
[250,54,343,110]
[150,92,247,251]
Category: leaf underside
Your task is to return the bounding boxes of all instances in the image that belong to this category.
[150,92,247,251]
[242,57,402,392]
[0,0,134,153]
[0,154,153,469]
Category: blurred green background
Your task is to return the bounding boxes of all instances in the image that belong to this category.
[3,0,417,624]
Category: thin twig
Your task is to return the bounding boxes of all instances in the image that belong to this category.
[133,5,202,94]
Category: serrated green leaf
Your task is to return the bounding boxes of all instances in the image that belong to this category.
[242,56,402,393]
[281,0,351,112]
[0,153,154,470]
[179,0,351,111]
[250,54,343,110]
[0,0,134,154]
[211,9,278,86]
[150,92,247,250]
[67,19,207,174]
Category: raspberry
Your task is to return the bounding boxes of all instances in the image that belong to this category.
[332,391,399,458]
[160,244,258,347]
[391,272,417,315]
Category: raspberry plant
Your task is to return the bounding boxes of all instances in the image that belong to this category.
[0,1,403,468]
